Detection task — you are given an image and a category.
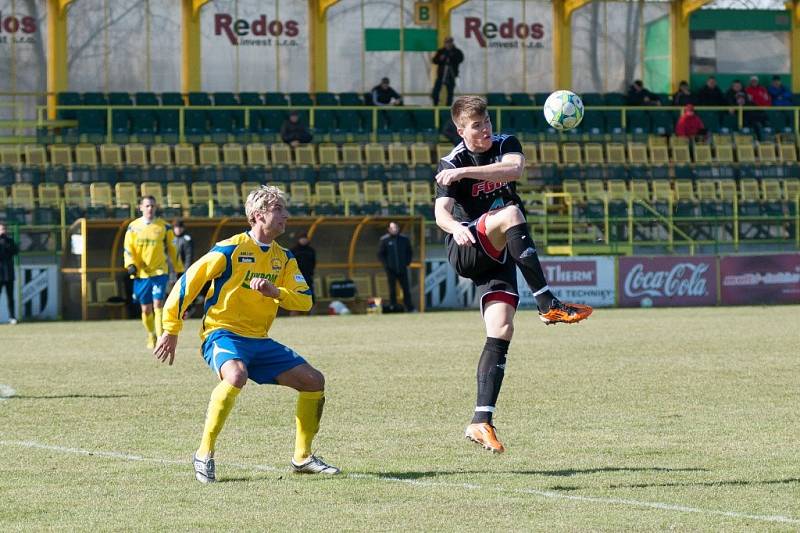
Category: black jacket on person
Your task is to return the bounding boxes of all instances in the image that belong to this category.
[696,85,727,106]
[173,234,193,268]
[290,243,316,282]
[378,233,412,274]
[280,119,312,144]
[432,46,464,81]
[672,91,694,106]
[371,85,402,106]
[0,234,18,282]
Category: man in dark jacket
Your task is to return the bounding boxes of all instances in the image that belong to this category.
[280,111,313,147]
[0,223,19,324]
[172,219,193,269]
[626,80,660,106]
[696,76,726,106]
[377,222,414,312]
[431,37,464,106]
[290,232,316,304]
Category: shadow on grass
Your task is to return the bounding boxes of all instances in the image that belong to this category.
[13,394,132,399]
[363,467,708,480]
[610,477,800,490]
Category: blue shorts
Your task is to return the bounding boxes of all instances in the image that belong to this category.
[201,329,308,385]
[132,275,168,305]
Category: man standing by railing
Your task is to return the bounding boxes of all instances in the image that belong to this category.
[0,223,18,325]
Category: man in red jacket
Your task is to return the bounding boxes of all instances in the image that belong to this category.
[675,104,706,139]
[745,76,771,107]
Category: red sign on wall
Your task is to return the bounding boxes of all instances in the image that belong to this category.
[720,253,800,305]
[618,256,718,307]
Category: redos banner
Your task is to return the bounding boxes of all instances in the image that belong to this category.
[618,256,718,307]
[720,253,800,305]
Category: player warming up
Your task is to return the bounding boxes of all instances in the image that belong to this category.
[434,96,592,454]
[124,196,183,349]
[154,185,340,482]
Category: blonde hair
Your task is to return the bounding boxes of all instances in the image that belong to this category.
[451,95,487,128]
[245,185,286,226]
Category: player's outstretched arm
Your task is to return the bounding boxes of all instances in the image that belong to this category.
[435,197,475,246]
[440,153,525,184]
[154,334,178,365]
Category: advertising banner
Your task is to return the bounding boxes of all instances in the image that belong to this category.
[0,264,59,322]
[720,253,800,305]
[618,256,718,307]
[518,256,616,308]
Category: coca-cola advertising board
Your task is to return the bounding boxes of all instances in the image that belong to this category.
[720,253,800,305]
[518,256,615,308]
[618,256,718,307]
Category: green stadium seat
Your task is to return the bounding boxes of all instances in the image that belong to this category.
[337,92,363,106]
[509,110,537,134]
[604,111,623,133]
[312,109,337,134]
[626,110,651,133]
[533,92,551,105]
[604,93,626,105]
[82,92,108,106]
[57,92,81,120]
[188,92,212,106]
[509,93,533,106]
[238,92,263,106]
[581,93,604,106]
[315,92,338,106]
[134,92,159,105]
[161,92,184,106]
[486,93,508,106]
[697,111,721,133]
[289,92,314,107]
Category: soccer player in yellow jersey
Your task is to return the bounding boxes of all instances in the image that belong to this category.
[124,196,183,349]
[154,185,339,483]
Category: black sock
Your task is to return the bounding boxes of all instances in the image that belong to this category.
[504,223,556,311]
[472,337,510,425]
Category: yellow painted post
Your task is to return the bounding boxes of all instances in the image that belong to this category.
[47,0,73,120]
[181,0,210,96]
[552,1,592,91]
[670,0,712,93]
[789,1,800,93]
[309,0,339,93]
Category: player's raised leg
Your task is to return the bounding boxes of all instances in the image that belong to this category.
[482,206,593,324]
[193,359,245,483]
[277,363,340,475]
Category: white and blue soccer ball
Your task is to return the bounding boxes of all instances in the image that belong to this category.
[543,90,584,131]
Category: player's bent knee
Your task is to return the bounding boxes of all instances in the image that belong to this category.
[221,360,248,388]
[303,368,325,392]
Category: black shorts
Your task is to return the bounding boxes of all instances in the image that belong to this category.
[445,213,519,314]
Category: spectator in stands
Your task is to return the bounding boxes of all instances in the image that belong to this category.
[290,232,316,307]
[0,223,18,325]
[172,219,193,269]
[280,111,313,147]
[675,104,706,139]
[696,76,726,106]
[672,81,694,106]
[745,75,771,107]
[725,79,747,106]
[377,221,414,313]
[371,77,403,106]
[768,75,793,106]
[626,80,661,106]
[431,36,464,107]
[736,92,766,132]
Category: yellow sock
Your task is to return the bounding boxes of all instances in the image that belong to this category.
[294,390,325,463]
[141,311,155,335]
[154,307,163,337]
[197,380,241,458]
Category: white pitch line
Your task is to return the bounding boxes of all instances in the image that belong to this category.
[2,439,798,525]
[0,384,16,401]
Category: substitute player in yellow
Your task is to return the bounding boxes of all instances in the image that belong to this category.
[154,185,339,483]
[124,196,183,349]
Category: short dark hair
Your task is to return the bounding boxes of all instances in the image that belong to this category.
[451,95,487,128]
[381,77,390,84]
[633,79,643,87]
[173,219,184,228]
[139,195,156,205]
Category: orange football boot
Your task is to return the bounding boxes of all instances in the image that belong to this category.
[539,300,593,325]
[465,423,505,454]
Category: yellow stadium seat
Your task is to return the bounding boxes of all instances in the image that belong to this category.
[628,180,650,202]
[216,182,240,207]
[0,145,22,166]
[779,142,797,162]
[387,180,408,205]
[174,143,196,166]
[521,143,538,166]
[388,143,409,165]
[11,183,35,209]
[339,181,362,207]
[140,182,164,205]
[120,143,145,167]
[674,180,696,202]
[650,145,669,165]
[783,178,799,201]
[90,183,113,208]
[627,142,648,164]
[0,187,8,208]
[363,180,385,205]
[735,144,756,163]
[410,181,432,204]
[739,178,760,201]
[315,181,337,205]
[270,143,293,165]
[562,180,584,203]
[651,181,673,202]
[75,144,98,167]
[605,142,626,164]
[295,144,316,166]
[671,145,691,164]
[240,181,261,200]
[24,145,47,167]
[436,143,453,162]
[64,183,87,208]
[222,143,245,166]
[365,143,386,165]
[166,183,190,210]
[712,133,732,146]
[49,144,73,167]
[757,142,777,163]
[761,178,782,201]
[539,142,559,164]
[191,182,213,209]
[148,144,171,166]
[199,143,221,166]
[351,273,374,298]
[718,179,737,203]
[318,143,339,166]
[37,183,61,208]
[584,180,605,201]
[115,182,138,207]
[289,182,313,206]
[342,143,363,165]
[647,135,668,148]
[693,144,712,164]
[695,180,718,201]
[584,143,604,164]
[561,143,582,164]
[669,135,690,149]
[126,143,149,166]
[715,144,734,163]
[733,133,754,147]
[246,143,270,167]
[607,181,628,202]
[410,143,432,166]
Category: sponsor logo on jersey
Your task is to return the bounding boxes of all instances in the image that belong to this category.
[238,256,255,263]
[471,180,509,197]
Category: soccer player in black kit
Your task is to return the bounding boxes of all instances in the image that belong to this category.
[434,96,592,453]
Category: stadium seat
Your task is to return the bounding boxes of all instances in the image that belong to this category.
[410,143,432,166]
[650,145,669,165]
[166,183,190,214]
[271,144,293,166]
[89,182,113,218]
[693,144,712,164]
[539,142,559,164]
[364,143,386,166]
[387,143,409,166]
[64,182,87,221]
[672,144,691,164]
[49,145,73,168]
[561,143,582,165]
[140,182,164,205]
[115,182,138,209]
[736,144,756,163]
[318,143,339,166]
[127,143,149,167]
[295,145,316,167]
[222,143,245,166]
[215,182,240,216]
[583,143,604,164]
[246,143,270,167]
[387,180,409,208]
[486,93,509,106]
[190,182,213,217]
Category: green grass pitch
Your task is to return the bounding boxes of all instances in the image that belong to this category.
[1,307,798,530]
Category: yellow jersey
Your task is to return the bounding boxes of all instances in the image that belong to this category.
[162,231,312,341]
[124,217,183,277]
